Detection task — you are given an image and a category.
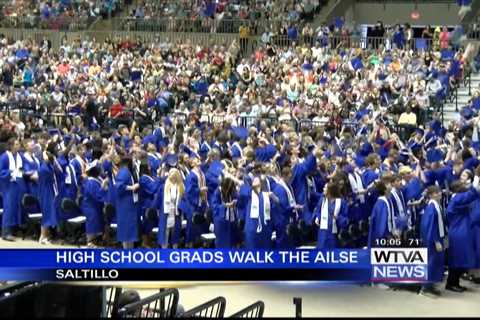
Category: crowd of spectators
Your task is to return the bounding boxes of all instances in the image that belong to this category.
[0,0,128,30]
[0,20,479,294]
[121,0,324,35]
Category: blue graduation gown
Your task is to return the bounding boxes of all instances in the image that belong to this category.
[139,174,160,234]
[114,167,140,243]
[22,153,40,199]
[291,154,317,224]
[389,188,409,232]
[313,196,349,249]
[0,152,28,228]
[403,177,425,228]
[183,169,208,243]
[271,181,295,249]
[446,188,477,268]
[420,202,445,282]
[471,199,480,268]
[368,197,393,247]
[81,178,107,234]
[362,168,380,213]
[38,162,59,227]
[147,153,162,177]
[212,189,238,248]
[241,186,273,249]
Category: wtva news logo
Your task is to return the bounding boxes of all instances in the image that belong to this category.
[371,248,428,282]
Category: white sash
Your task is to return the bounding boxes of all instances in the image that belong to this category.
[250,191,271,233]
[348,172,365,203]
[164,183,180,217]
[193,168,206,206]
[275,177,296,207]
[232,142,243,158]
[379,196,393,233]
[131,175,138,203]
[429,199,445,239]
[392,189,406,217]
[6,151,23,181]
[320,198,341,234]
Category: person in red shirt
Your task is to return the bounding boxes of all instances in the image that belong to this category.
[109,99,125,118]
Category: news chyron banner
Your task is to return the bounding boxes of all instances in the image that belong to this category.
[0,248,429,282]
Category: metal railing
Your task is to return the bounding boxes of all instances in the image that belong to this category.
[117,288,179,318]
[0,16,99,31]
[181,296,226,318]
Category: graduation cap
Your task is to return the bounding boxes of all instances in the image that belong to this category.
[415,128,425,136]
[142,134,157,147]
[461,106,474,119]
[231,126,249,141]
[163,117,173,127]
[351,56,364,71]
[359,142,374,157]
[199,142,211,157]
[164,154,178,167]
[64,135,72,145]
[354,155,366,168]
[426,148,444,163]
[355,108,370,120]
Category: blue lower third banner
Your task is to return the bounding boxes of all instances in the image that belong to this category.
[0,248,429,282]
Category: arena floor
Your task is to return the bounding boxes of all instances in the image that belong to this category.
[1,239,479,317]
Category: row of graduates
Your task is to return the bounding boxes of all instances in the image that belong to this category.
[1,124,480,293]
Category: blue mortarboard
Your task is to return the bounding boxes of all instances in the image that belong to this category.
[164,154,178,167]
[355,108,370,120]
[415,128,424,136]
[189,151,200,160]
[163,117,173,127]
[359,142,373,157]
[231,145,242,160]
[199,142,211,157]
[354,155,366,168]
[64,135,72,145]
[426,148,444,163]
[158,138,167,149]
[142,134,156,146]
[351,56,364,71]
[461,106,474,119]
[232,126,249,141]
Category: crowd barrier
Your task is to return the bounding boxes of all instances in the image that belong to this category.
[0,28,240,50]
[0,16,98,31]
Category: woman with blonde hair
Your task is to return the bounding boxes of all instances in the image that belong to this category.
[157,168,184,248]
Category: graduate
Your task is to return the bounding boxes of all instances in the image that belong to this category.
[445,178,479,292]
[157,168,184,249]
[81,160,108,247]
[0,137,28,241]
[139,162,161,248]
[182,152,209,247]
[38,148,62,244]
[290,145,320,226]
[22,138,41,200]
[313,182,349,249]
[212,176,239,248]
[240,176,276,249]
[362,153,382,214]
[419,186,447,296]
[114,156,141,249]
[389,174,411,234]
[399,164,426,234]
[271,166,300,249]
[471,187,480,283]
[368,178,396,247]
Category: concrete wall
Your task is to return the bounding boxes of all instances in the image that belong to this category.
[348,1,461,26]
